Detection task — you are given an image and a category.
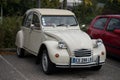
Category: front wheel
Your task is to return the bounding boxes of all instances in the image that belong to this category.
[16,47,25,58]
[41,49,55,74]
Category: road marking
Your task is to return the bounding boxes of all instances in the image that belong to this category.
[0,55,29,80]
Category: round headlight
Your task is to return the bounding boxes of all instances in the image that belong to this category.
[58,41,67,49]
[94,39,103,48]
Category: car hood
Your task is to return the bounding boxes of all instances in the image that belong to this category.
[44,30,93,54]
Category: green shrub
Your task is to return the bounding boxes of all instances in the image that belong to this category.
[0,16,22,48]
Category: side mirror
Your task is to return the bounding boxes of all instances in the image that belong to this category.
[114,29,120,34]
[30,24,40,30]
[81,24,87,32]
[30,24,35,30]
[81,24,86,28]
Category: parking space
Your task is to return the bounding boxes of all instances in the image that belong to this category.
[0,53,120,80]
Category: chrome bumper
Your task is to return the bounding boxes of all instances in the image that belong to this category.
[56,62,105,68]
[56,56,105,68]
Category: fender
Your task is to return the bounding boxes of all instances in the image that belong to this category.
[92,39,106,63]
[15,30,24,48]
[41,41,70,65]
[93,43,106,62]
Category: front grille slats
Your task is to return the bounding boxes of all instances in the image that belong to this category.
[74,49,91,57]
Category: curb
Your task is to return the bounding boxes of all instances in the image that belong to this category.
[0,48,16,52]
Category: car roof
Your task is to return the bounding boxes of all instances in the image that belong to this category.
[97,15,120,18]
[26,8,75,15]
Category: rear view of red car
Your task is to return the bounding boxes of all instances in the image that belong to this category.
[87,15,120,56]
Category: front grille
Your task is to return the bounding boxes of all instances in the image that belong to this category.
[74,49,92,57]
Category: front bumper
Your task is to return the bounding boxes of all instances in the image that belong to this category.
[56,56,105,68]
[56,62,105,68]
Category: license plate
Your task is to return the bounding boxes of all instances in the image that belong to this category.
[71,57,92,64]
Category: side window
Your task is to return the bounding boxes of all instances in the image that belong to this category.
[24,13,33,28]
[107,18,120,31]
[93,18,107,30]
[32,14,40,28]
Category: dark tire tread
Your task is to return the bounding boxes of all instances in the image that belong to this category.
[17,47,25,58]
[41,49,56,74]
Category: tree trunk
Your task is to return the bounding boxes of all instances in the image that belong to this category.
[63,0,67,9]
[37,0,41,8]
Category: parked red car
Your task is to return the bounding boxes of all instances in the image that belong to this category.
[87,15,120,56]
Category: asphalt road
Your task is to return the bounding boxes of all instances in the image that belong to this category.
[0,53,120,80]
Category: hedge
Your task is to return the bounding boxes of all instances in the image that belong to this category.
[0,16,22,48]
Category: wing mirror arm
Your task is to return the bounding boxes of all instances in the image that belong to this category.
[30,24,35,30]
[30,24,41,30]
[29,24,35,33]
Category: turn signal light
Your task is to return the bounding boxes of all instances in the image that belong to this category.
[55,53,59,58]
[101,52,104,55]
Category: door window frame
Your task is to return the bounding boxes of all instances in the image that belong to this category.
[23,12,33,28]
[93,17,108,30]
[107,18,120,31]
[32,12,41,30]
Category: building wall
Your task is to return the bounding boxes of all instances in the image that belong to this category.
[60,0,82,7]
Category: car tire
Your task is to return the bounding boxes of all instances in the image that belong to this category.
[91,65,102,71]
[41,49,55,74]
[16,47,25,58]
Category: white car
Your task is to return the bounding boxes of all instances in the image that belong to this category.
[15,8,106,74]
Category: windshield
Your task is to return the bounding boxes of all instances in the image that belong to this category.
[41,15,78,27]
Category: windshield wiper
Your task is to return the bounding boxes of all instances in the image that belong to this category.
[52,23,57,28]
[57,24,71,27]
[70,24,77,26]
[57,24,66,26]
[57,24,77,26]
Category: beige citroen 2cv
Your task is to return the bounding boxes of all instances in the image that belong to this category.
[15,8,106,74]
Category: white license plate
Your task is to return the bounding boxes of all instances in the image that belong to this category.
[71,57,92,64]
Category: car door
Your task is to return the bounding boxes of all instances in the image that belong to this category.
[89,17,108,39]
[22,12,33,49]
[105,18,120,53]
[28,13,44,55]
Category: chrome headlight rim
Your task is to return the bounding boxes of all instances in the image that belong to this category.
[94,39,103,48]
[58,41,67,49]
